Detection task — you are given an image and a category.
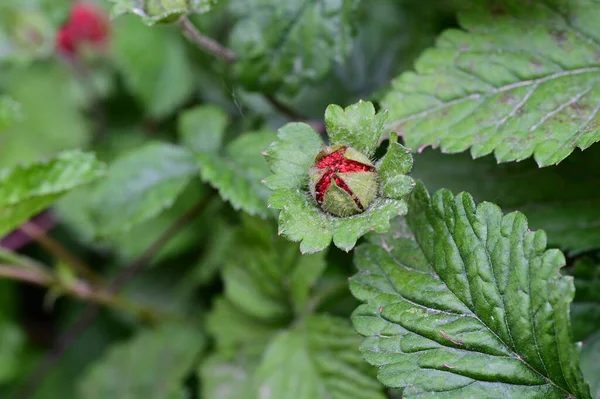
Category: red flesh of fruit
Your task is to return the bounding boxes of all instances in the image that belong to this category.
[315,147,374,210]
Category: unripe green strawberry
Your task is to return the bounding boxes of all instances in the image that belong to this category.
[309,145,378,217]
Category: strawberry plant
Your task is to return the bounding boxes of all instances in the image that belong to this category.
[0,0,599,398]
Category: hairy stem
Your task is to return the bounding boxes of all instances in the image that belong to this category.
[19,221,103,285]
[178,16,236,63]
[0,264,170,321]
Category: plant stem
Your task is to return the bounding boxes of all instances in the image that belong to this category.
[178,16,236,63]
[264,94,307,121]
[18,193,215,399]
[177,17,311,122]
[19,221,103,285]
[0,264,169,321]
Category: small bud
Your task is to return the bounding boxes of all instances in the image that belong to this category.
[309,145,378,217]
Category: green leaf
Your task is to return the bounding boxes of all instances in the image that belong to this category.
[113,15,194,117]
[205,216,327,354]
[207,297,282,352]
[221,216,326,321]
[581,332,600,398]
[350,183,591,398]
[0,4,54,62]
[383,0,600,167]
[0,96,21,131]
[180,105,276,217]
[200,352,256,399]
[91,142,199,236]
[410,146,600,252]
[0,64,90,168]
[110,0,217,25]
[228,0,359,93]
[265,102,414,253]
[0,320,25,384]
[178,105,228,153]
[254,315,385,399]
[78,324,203,399]
[0,150,105,238]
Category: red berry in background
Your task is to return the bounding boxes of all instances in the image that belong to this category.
[55,2,109,55]
[56,26,75,54]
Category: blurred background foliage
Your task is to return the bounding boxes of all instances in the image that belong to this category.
[0,0,480,397]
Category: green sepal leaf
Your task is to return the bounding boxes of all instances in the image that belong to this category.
[254,315,386,399]
[324,101,386,158]
[228,0,359,93]
[265,101,414,253]
[110,0,217,25]
[91,142,199,236]
[263,123,324,190]
[271,188,407,253]
[350,182,591,398]
[383,0,600,167]
[0,150,105,238]
[377,133,415,199]
[78,324,203,399]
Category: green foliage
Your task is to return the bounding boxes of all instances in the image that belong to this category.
[1,0,600,397]
[411,146,600,252]
[350,183,591,398]
[0,150,105,238]
[0,96,21,131]
[569,259,600,342]
[581,332,600,399]
[383,0,600,167]
[0,1,54,62]
[78,324,203,398]
[91,142,199,235]
[253,315,385,399]
[110,0,218,25]
[0,320,25,384]
[229,0,359,93]
[113,15,195,118]
[265,101,414,253]
[0,64,90,168]
[202,217,385,399]
[179,105,276,217]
